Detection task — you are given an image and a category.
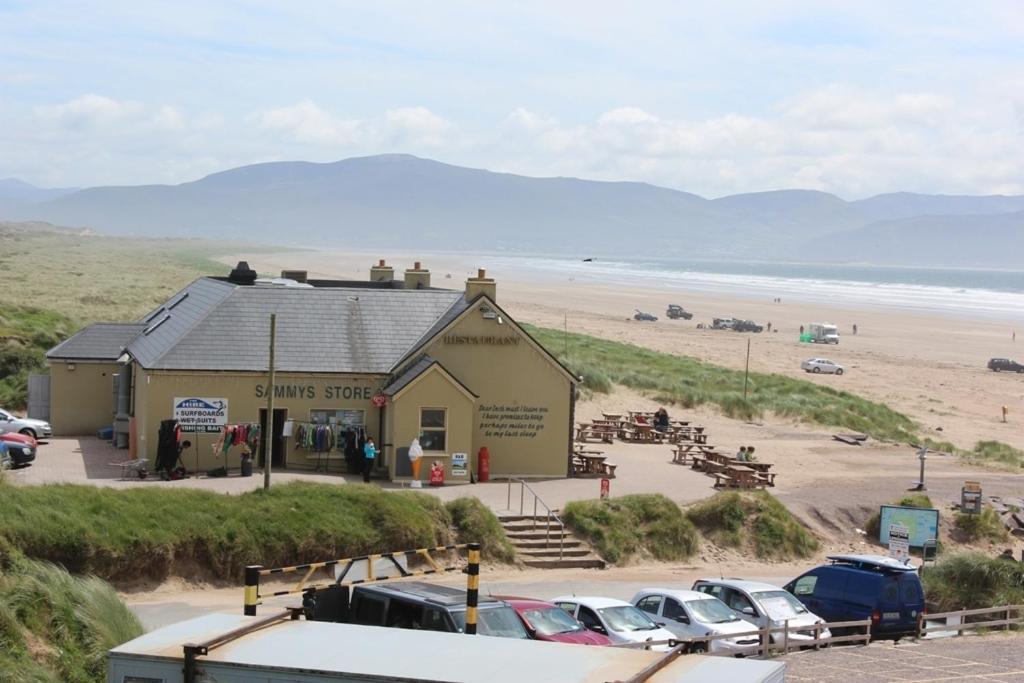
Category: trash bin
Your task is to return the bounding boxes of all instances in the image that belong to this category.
[240,455,253,477]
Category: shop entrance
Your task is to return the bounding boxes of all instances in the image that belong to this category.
[259,408,288,468]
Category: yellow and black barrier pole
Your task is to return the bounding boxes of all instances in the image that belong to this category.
[244,565,262,616]
[465,542,481,634]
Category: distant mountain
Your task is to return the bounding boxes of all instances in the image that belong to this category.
[2,154,1022,267]
[0,178,77,203]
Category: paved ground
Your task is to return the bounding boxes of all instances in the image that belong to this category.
[783,634,1024,682]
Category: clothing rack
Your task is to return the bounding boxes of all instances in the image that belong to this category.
[292,420,367,473]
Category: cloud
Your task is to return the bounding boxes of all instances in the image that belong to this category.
[36,94,144,129]
[255,100,362,146]
[254,101,454,149]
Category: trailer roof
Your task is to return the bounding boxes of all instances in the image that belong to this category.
[110,613,786,682]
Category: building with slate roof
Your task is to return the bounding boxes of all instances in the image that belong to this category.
[46,260,578,480]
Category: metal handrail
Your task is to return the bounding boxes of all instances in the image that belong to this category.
[506,478,565,560]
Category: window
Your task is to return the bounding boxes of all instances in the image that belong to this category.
[352,595,386,625]
[696,583,725,601]
[422,608,449,632]
[727,590,755,615]
[419,408,447,451]
[577,606,602,631]
[555,602,577,615]
[310,409,364,427]
[663,598,688,623]
[793,575,818,596]
[636,595,662,615]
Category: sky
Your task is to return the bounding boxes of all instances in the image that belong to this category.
[2,1,1023,198]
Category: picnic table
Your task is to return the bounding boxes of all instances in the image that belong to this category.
[601,412,623,421]
[575,423,616,443]
[572,453,618,477]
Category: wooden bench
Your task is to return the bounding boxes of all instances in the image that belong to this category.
[712,473,734,488]
[603,463,618,477]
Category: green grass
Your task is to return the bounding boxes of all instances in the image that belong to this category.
[922,552,1024,611]
[685,491,819,560]
[0,481,458,582]
[445,497,516,563]
[0,539,143,682]
[526,325,918,441]
[864,494,934,540]
[954,509,1009,544]
[562,494,699,564]
[962,441,1024,470]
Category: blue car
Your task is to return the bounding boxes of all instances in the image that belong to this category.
[784,554,924,640]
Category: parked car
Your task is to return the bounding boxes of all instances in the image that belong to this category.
[631,588,761,654]
[666,305,694,320]
[988,358,1024,373]
[733,320,764,333]
[633,310,658,322]
[0,431,37,467]
[783,554,924,640]
[500,597,612,645]
[348,581,528,639]
[801,358,845,375]
[0,408,52,439]
[552,596,677,651]
[712,317,737,330]
[692,579,831,646]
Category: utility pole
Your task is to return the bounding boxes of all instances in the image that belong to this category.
[743,338,751,400]
[263,313,276,491]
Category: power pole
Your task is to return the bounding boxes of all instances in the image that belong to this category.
[263,313,276,491]
[743,338,751,400]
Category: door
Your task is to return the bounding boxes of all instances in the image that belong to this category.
[661,597,698,639]
[27,374,50,422]
[576,605,608,638]
[258,408,288,468]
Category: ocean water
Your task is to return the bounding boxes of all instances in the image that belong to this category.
[489,256,1024,322]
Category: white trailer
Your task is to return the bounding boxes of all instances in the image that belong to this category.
[808,322,839,344]
[108,612,786,683]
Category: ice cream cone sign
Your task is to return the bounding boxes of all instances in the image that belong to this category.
[409,438,423,479]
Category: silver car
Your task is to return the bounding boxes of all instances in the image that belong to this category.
[692,578,831,646]
[0,408,52,439]
[800,358,844,375]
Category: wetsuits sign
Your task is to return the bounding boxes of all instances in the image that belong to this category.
[174,397,229,433]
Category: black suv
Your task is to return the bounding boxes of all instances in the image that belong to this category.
[733,320,764,333]
[988,358,1024,373]
[666,305,693,320]
[348,581,529,639]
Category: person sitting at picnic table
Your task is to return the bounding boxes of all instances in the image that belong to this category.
[745,446,757,462]
[736,446,748,462]
[653,407,670,432]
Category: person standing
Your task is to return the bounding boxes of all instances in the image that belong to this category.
[363,437,377,483]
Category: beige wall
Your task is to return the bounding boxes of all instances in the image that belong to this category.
[386,368,474,482]
[49,361,121,436]
[133,369,386,472]
[425,302,574,477]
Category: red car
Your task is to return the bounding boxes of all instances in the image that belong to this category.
[0,431,37,467]
[501,598,612,645]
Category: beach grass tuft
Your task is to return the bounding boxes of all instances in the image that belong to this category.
[685,491,819,560]
[922,552,1024,611]
[953,509,1010,544]
[445,497,516,563]
[562,494,699,564]
[529,325,918,441]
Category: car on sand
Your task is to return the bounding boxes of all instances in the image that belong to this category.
[988,358,1024,373]
[633,310,658,321]
[552,596,677,651]
[631,588,761,654]
[801,358,845,375]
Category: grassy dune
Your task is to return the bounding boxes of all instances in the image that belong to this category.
[685,491,819,560]
[562,494,700,564]
[526,325,918,442]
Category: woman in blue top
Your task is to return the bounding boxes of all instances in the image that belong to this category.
[363,437,377,483]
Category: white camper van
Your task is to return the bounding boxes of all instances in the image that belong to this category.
[808,323,839,344]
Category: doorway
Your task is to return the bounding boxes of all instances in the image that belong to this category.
[259,408,288,468]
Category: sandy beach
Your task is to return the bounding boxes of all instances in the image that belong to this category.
[225,249,1023,454]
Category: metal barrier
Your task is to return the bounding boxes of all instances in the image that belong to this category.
[918,604,1024,636]
[506,477,565,560]
[244,543,469,616]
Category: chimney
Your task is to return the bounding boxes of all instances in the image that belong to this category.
[227,261,257,285]
[370,258,394,282]
[403,261,431,290]
[280,269,308,283]
[465,268,496,301]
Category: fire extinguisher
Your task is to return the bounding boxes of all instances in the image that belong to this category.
[477,447,490,483]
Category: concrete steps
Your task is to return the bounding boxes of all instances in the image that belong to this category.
[499,514,606,570]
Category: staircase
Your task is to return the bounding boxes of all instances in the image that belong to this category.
[500,515,605,569]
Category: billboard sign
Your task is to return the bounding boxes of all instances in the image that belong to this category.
[173,397,228,433]
[879,505,939,548]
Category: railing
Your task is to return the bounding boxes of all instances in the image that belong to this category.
[918,604,1024,636]
[610,617,871,660]
[506,478,565,560]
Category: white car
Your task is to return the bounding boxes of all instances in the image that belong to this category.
[692,579,831,646]
[631,588,761,654]
[0,408,52,439]
[552,596,677,652]
[800,358,844,375]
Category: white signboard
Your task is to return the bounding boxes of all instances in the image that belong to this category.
[888,523,910,563]
[451,452,468,477]
[173,397,228,433]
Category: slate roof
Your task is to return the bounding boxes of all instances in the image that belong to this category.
[123,278,467,373]
[46,322,148,361]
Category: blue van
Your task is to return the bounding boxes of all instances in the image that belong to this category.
[783,554,924,640]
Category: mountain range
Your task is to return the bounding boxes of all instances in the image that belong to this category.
[3,154,1022,267]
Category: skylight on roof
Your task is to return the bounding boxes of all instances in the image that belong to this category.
[143,314,171,335]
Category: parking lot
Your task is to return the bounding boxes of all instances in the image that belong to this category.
[784,634,1024,682]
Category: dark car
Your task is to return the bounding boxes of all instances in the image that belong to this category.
[784,554,924,640]
[348,581,529,639]
[666,305,693,320]
[733,320,764,333]
[633,310,658,322]
[0,431,36,467]
[988,358,1024,373]
[501,597,612,645]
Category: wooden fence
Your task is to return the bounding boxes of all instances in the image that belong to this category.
[918,605,1024,637]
